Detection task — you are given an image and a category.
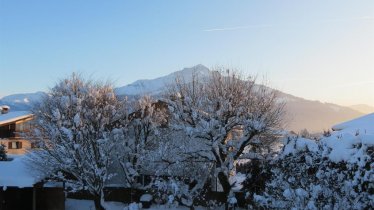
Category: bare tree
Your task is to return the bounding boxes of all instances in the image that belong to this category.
[163,67,285,200]
[116,95,168,187]
[27,74,126,210]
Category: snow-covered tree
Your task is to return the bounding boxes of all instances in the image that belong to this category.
[163,68,285,200]
[140,130,212,208]
[115,95,168,187]
[28,74,127,210]
[0,143,7,161]
[253,133,373,209]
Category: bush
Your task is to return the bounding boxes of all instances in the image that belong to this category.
[240,159,272,208]
[251,135,374,209]
[0,143,7,161]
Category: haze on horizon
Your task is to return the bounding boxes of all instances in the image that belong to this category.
[0,0,373,107]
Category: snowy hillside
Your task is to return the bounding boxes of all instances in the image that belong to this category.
[279,92,364,132]
[350,104,374,114]
[0,91,46,111]
[115,64,210,96]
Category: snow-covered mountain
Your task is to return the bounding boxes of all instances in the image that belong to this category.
[115,64,210,96]
[1,64,367,132]
[116,64,365,132]
[0,91,46,111]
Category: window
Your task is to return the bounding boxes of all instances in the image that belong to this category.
[0,124,16,138]
[8,141,22,149]
[15,121,31,132]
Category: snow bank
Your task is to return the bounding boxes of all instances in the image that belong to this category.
[321,132,373,163]
[229,172,246,191]
[282,132,373,164]
[140,194,153,202]
[0,155,41,188]
[332,113,374,134]
[282,113,374,163]
[282,137,318,156]
[65,199,225,210]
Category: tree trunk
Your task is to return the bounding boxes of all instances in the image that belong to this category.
[94,195,105,210]
[217,171,231,196]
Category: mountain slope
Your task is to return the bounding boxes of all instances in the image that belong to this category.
[0,91,46,111]
[1,65,366,132]
[279,92,365,132]
[115,64,210,96]
[349,104,374,114]
[117,64,364,132]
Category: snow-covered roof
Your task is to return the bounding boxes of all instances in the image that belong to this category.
[1,105,10,109]
[0,111,33,126]
[332,113,374,134]
[0,155,41,188]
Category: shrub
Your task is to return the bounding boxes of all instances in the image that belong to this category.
[251,134,374,209]
[0,143,7,161]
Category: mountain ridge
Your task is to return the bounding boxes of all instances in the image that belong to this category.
[114,64,210,95]
[0,91,46,111]
[0,65,366,132]
[349,104,374,114]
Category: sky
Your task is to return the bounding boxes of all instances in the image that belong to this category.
[0,0,373,107]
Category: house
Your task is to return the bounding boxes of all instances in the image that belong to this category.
[0,106,34,155]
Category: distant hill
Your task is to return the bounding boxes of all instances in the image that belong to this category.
[1,65,366,132]
[349,104,374,114]
[0,92,46,111]
[115,64,365,132]
[279,92,365,132]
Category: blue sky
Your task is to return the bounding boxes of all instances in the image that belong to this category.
[1,0,373,106]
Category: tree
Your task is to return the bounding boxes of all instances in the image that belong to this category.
[253,134,373,209]
[28,74,126,210]
[140,130,212,209]
[163,68,285,200]
[115,95,168,188]
[0,143,7,161]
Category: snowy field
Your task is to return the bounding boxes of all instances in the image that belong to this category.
[65,198,231,210]
[0,154,40,188]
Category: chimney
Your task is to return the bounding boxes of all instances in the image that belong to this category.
[1,105,10,114]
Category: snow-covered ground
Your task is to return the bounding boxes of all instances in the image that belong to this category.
[65,199,230,210]
[229,172,246,192]
[0,154,41,188]
[332,112,374,134]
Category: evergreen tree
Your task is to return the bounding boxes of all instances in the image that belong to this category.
[0,143,7,161]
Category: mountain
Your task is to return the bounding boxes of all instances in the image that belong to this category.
[279,92,365,132]
[116,64,364,132]
[0,91,46,111]
[349,104,374,114]
[115,64,210,96]
[1,65,365,132]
